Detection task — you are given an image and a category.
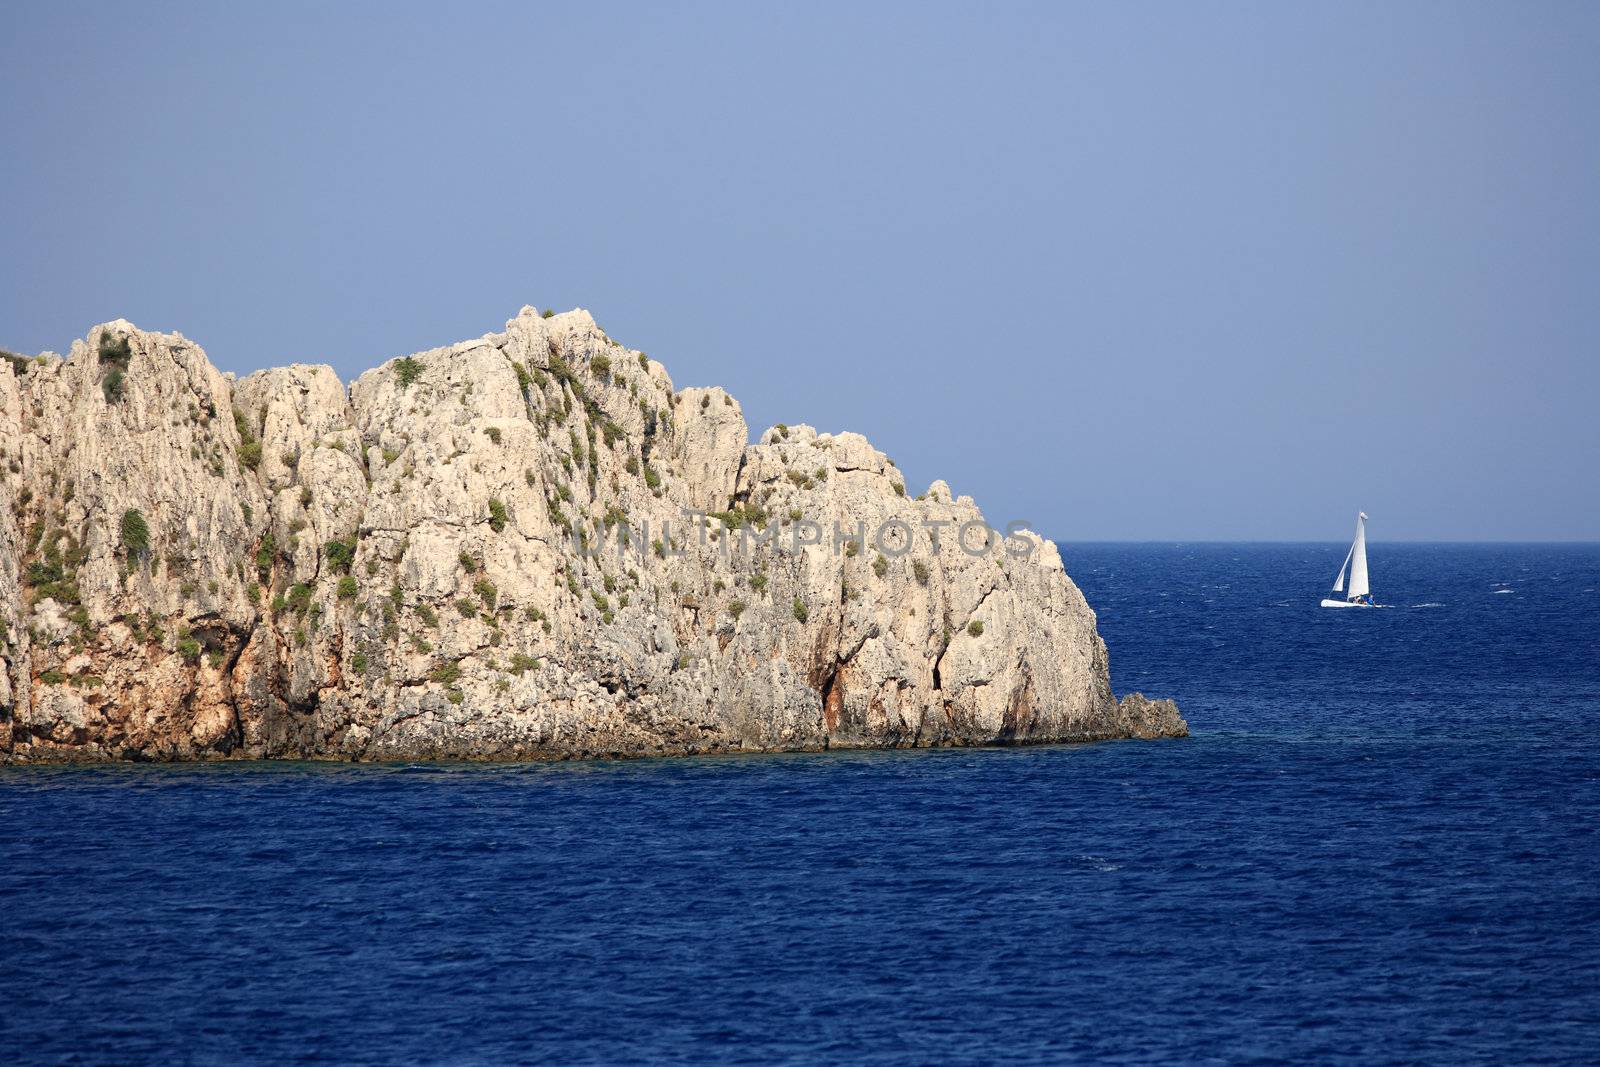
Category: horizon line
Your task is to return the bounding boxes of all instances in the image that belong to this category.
[1049,538,1600,546]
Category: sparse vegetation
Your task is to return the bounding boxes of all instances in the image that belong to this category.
[430,662,462,685]
[474,577,498,609]
[394,357,424,387]
[792,597,808,623]
[285,583,314,615]
[968,620,984,637]
[98,333,132,366]
[873,554,889,578]
[120,509,151,561]
[591,354,611,382]
[729,600,746,620]
[710,503,769,530]
[255,534,276,574]
[913,560,931,585]
[336,575,358,599]
[487,498,508,533]
[325,537,357,573]
[509,653,540,675]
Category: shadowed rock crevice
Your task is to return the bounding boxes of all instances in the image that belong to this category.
[0,307,1185,763]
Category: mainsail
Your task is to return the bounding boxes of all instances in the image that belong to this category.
[1346,512,1369,599]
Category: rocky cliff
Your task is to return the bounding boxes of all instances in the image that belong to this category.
[0,308,1184,762]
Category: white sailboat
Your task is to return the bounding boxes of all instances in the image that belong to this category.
[1320,512,1374,608]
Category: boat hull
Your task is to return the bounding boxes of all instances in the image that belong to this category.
[1320,598,1374,609]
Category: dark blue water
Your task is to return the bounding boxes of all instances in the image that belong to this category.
[3,544,1598,1065]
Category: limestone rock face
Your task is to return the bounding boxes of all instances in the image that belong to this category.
[0,307,1185,762]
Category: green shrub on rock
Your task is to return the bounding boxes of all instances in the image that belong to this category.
[324,538,356,573]
[255,534,276,574]
[120,509,151,561]
[98,334,132,366]
[394,357,423,388]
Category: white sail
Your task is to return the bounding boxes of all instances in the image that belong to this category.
[1346,512,1369,599]
[1331,542,1354,592]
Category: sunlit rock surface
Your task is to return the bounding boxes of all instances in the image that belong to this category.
[0,308,1185,761]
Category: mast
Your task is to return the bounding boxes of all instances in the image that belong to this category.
[1346,512,1369,599]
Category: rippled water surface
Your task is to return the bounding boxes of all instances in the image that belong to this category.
[4,544,1599,1065]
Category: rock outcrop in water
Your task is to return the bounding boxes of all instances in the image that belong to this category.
[0,309,1184,762]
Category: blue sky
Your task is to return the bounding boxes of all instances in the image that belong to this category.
[3,2,1596,540]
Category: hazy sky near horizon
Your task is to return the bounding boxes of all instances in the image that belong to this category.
[3,2,1596,540]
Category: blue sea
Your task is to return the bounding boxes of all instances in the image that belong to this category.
[3,544,1598,1065]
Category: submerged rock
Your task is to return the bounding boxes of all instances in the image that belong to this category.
[0,307,1185,762]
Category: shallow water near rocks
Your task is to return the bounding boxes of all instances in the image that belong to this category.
[3,543,1598,1065]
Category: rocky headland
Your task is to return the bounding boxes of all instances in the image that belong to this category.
[0,308,1184,762]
